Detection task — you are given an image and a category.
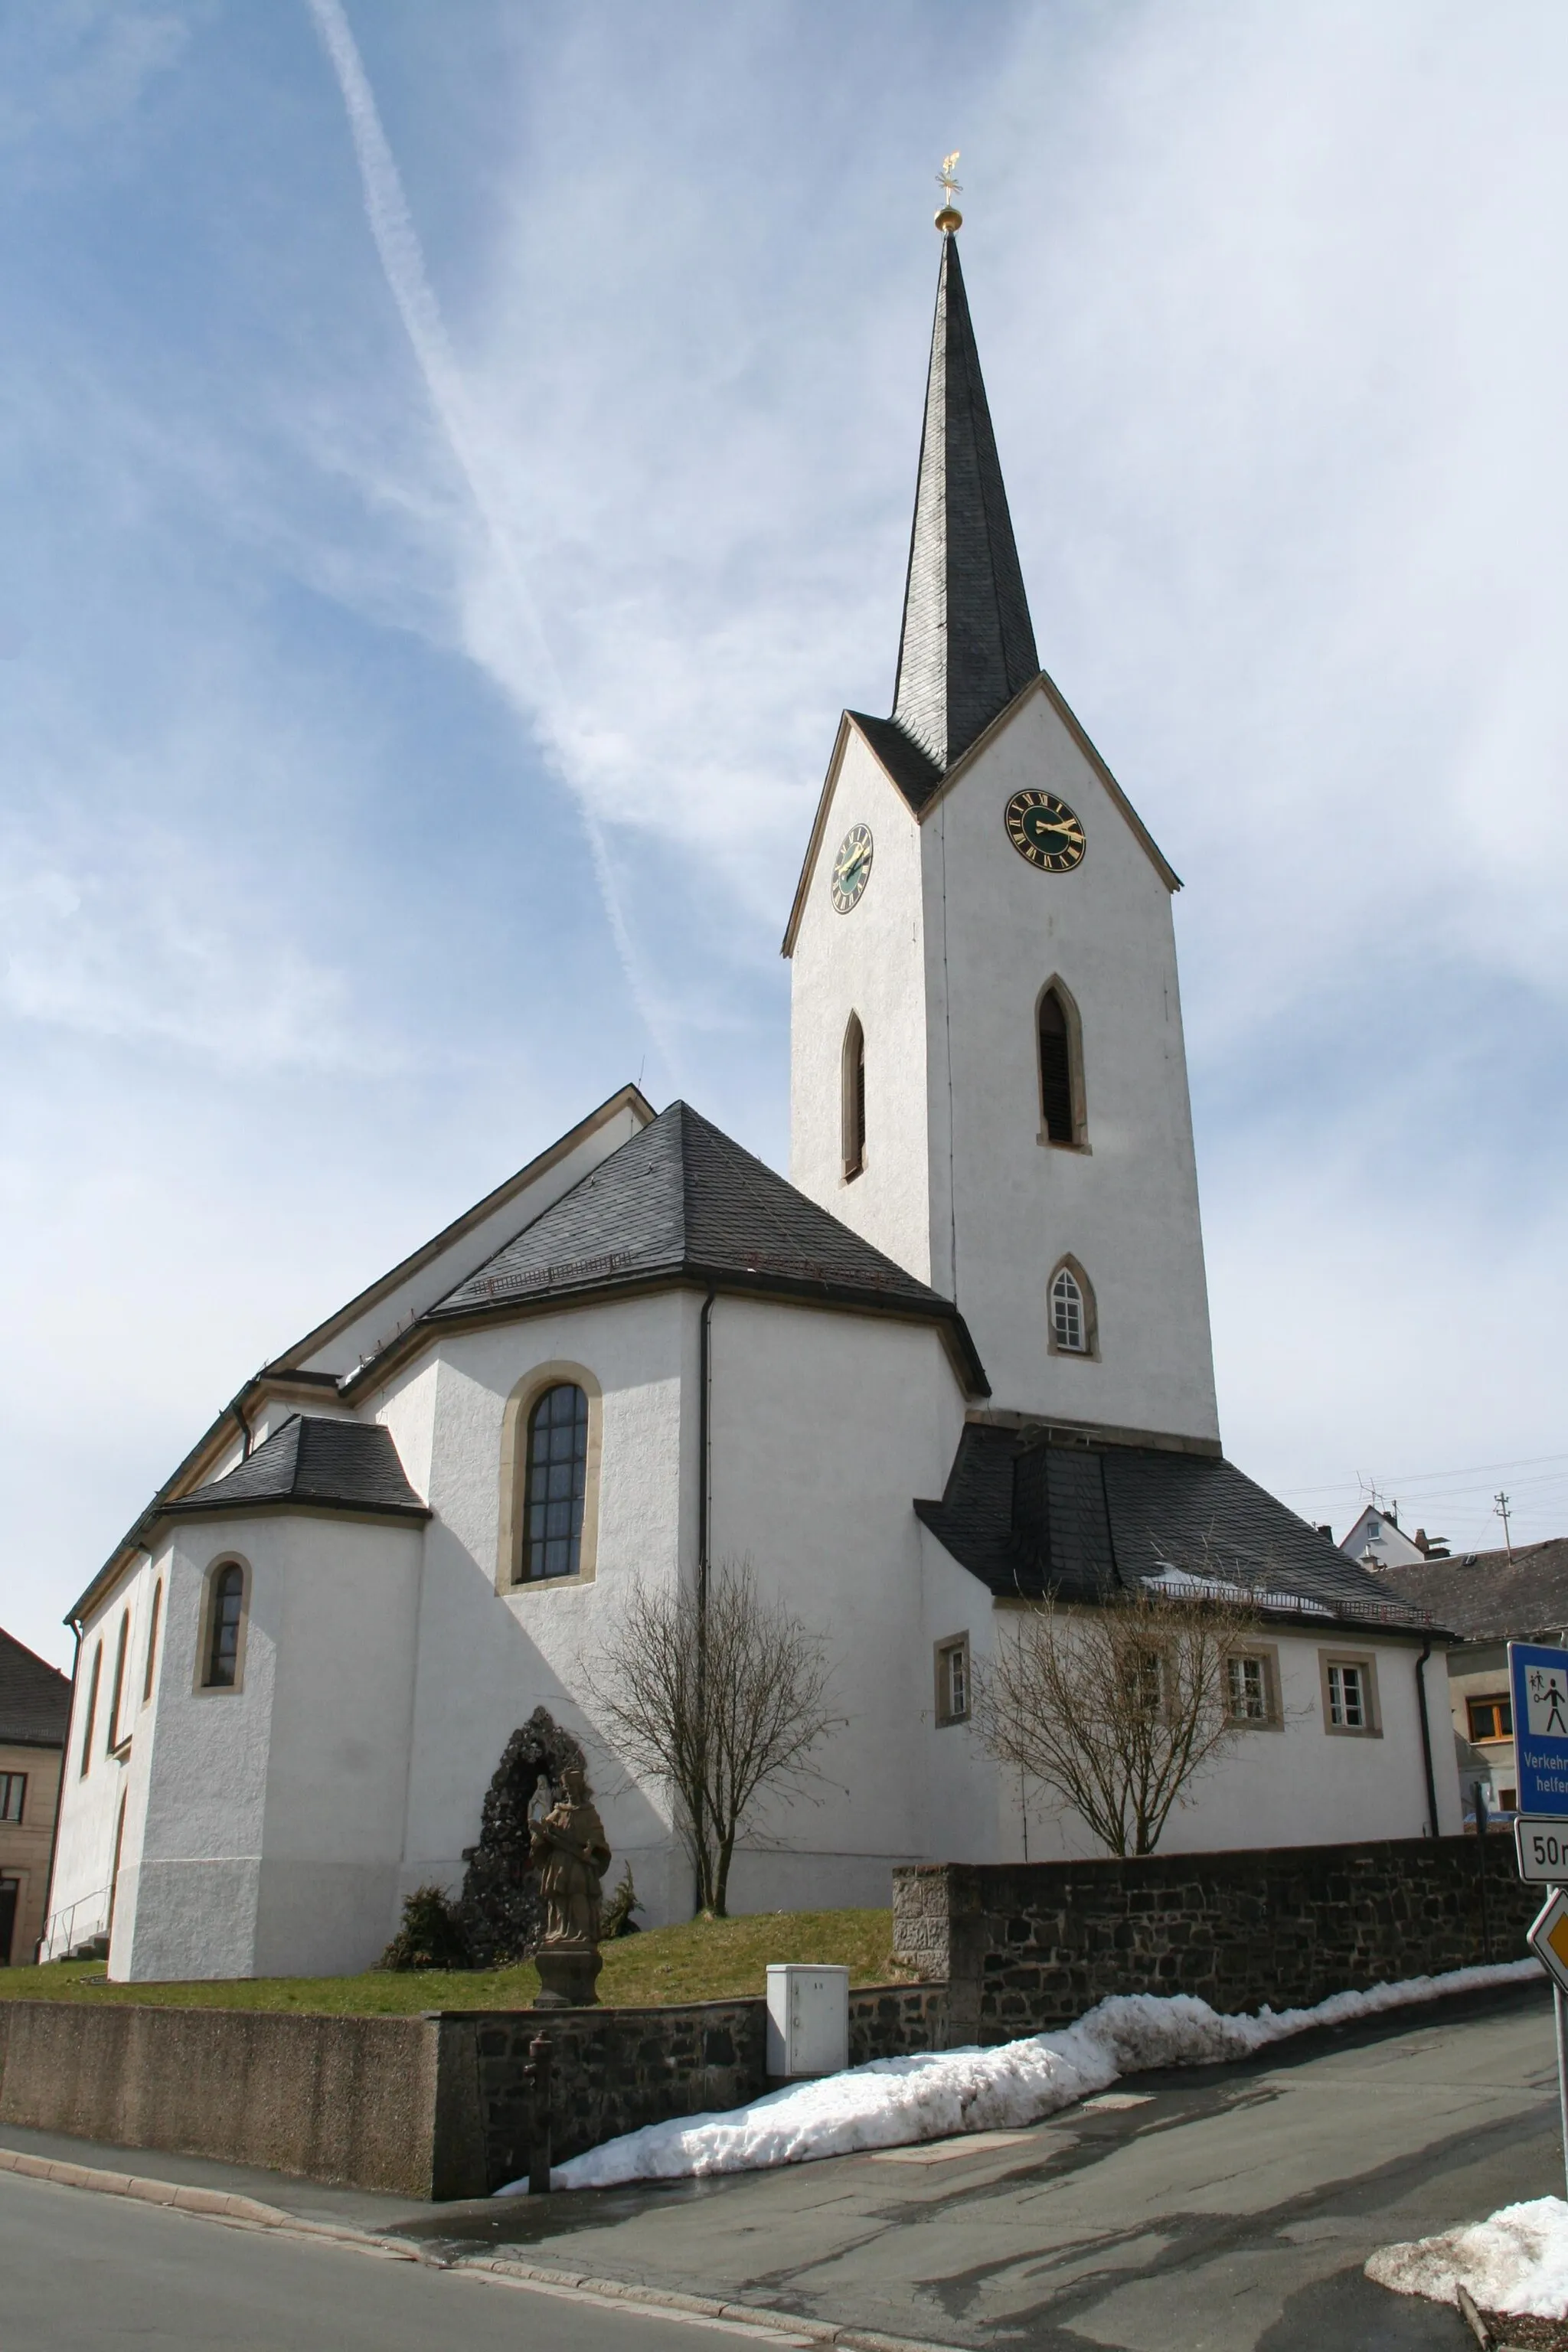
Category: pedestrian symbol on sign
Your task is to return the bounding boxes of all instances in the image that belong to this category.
[1529,1667,1568,1738]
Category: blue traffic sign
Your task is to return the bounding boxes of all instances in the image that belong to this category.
[1510,1643,1568,1817]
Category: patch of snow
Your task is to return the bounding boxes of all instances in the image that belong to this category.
[1367,2196,1568,2319]
[498,1956,1540,2195]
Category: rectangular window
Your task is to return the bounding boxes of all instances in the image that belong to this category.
[1468,1696,1513,1743]
[1500,1787,1517,1811]
[0,1772,25,1824]
[1320,1651,1380,1736]
[934,1636,970,1726]
[1226,1653,1272,1724]
[1328,1663,1364,1727]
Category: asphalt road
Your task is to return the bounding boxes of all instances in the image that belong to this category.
[0,2165,816,2352]
[403,1981,1563,2351]
[2,1984,1557,2352]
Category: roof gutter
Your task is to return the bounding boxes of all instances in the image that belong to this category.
[1415,1632,1439,1838]
[36,1612,84,1960]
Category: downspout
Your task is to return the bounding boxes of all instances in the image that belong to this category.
[37,1614,83,1960]
[232,1395,253,1460]
[1415,1632,1439,1838]
[694,1287,717,1914]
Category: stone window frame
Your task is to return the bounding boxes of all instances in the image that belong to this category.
[78,1640,103,1778]
[498,1360,604,1593]
[1035,975,1089,1152]
[1318,1647,1382,1738]
[196,1556,251,1696]
[933,1633,971,1727]
[1223,1641,1283,1730]
[106,1607,132,1756]
[141,1578,163,1708]
[0,1771,26,1824]
[841,1011,867,1183]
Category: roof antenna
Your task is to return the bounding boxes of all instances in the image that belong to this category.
[935,150,963,233]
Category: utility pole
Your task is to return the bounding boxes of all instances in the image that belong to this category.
[1494,1491,1515,1563]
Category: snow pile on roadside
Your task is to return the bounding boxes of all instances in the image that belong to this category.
[1367,2197,1568,2319]
[495,1955,1539,2194]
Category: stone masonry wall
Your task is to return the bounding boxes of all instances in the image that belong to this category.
[463,1982,949,2189]
[893,1837,1539,2043]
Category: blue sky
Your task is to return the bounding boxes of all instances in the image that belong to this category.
[5,1,1568,1668]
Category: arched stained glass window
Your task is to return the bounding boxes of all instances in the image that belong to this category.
[205,1563,245,1688]
[1050,1264,1087,1354]
[523,1383,590,1580]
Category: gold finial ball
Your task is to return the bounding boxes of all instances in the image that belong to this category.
[934,204,963,232]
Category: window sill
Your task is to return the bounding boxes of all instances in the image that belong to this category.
[1324,1724,1383,1739]
[1227,1715,1284,1733]
[934,1713,969,1730]
[1037,1134,1091,1154]
[509,1573,596,1595]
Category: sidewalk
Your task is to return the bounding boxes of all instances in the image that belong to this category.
[2,1980,1557,2352]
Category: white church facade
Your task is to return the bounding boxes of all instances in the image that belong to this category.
[44,228,1460,1981]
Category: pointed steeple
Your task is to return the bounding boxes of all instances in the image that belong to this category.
[890,232,1039,774]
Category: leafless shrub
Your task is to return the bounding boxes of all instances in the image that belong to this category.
[971,1582,1265,1857]
[588,1560,844,1916]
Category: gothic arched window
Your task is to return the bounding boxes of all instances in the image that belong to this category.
[523,1383,590,1580]
[79,1642,103,1779]
[106,1610,130,1752]
[1037,981,1084,1146]
[1049,1259,1096,1357]
[204,1562,246,1689]
[842,1012,867,1181]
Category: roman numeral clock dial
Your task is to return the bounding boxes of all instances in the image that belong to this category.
[831,822,874,912]
[1004,790,1086,874]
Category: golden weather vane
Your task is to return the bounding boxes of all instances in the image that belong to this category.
[934,150,963,232]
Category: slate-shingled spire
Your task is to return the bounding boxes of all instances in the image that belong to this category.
[890,232,1039,773]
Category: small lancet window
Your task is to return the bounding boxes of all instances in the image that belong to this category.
[842,1012,867,1181]
[106,1610,130,1752]
[205,1563,244,1688]
[1038,986,1077,1145]
[1050,1264,1087,1354]
[80,1642,103,1778]
[523,1383,590,1580]
[142,1579,163,1706]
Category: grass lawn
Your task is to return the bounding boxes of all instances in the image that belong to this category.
[0,1907,903,2015]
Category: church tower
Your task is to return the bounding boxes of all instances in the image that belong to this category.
[784,223,1219,1445]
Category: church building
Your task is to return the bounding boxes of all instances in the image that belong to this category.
[44,224,1459,1980]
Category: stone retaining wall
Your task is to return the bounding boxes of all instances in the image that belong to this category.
[464,1982,948,2188]
[0,1981,946,2199]
[893,1836,1537,2043]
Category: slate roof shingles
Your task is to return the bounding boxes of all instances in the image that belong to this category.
[428,1102,982,1380]
[1377,1540,1568,1644]
[0,1628,72,1747]
[917,1425,1439,1629]
[166,1415,430,1521]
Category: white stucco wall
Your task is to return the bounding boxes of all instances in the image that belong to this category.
[789,731,936,1284]
[789,691,1219,1442]
[44,1549,164,1960]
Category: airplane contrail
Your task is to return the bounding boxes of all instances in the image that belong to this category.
[302,0,676,1087]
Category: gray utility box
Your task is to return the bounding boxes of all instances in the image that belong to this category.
[766,1964,849,2080]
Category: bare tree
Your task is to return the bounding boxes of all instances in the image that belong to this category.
[970,1583,1264,1857]
[589,1561,843,1916]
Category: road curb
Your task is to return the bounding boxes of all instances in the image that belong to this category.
[0,2146,966,2348]
[0,2145,422,2259]
[461,2254,969,2350]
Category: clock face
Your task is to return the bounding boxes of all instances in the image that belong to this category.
[831,822,874,913]
[1004,790,1086,874]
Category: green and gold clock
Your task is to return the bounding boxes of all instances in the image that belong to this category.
[1004,790,1086,874]
[831,822,874,912]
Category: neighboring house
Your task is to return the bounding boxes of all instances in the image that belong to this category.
[1340,1505,1449,1571]
[0,1628,72,1965]
[1378,1542,1568,1817]
[43,224,1462,1985]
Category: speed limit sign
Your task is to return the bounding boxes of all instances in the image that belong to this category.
[1516,1818,1568,1883]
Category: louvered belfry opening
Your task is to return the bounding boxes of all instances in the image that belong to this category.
[843,1013,867,1180]
[1038,988,1074,1142]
